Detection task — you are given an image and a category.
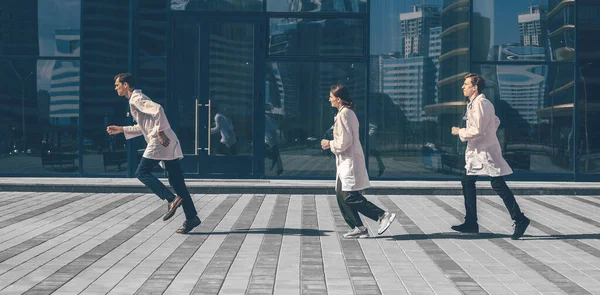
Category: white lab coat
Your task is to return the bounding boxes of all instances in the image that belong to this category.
[123,89,183,161]
[329,107,370,191]
[211,113,237,147]
[458,93,512,176]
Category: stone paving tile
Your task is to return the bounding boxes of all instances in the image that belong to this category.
[440,196,593,294]
[56,195,215,294]
[4,194,600,294]
[0,195,163,294]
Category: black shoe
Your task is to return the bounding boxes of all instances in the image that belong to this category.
[163,196,182,221]
[176,216,201,234]
[451,222,479,233]
[511,217,530,240]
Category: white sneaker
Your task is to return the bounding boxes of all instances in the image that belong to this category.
[377,212,396,235]
[342,227,369,239]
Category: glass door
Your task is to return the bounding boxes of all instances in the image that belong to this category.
[170,15,264,177]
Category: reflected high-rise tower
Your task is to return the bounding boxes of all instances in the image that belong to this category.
[50,29,80,125]
[518,5,548,48]
[400,5,440,58]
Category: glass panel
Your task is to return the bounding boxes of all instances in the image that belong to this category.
[268,0,367,13]
[265,61,366,178]
[171,0,262,11]
[369,0,467,179]
[208,23,254,157]
[547,0,575,62]
[0,59,80,174]
[269,18,364,57]
[38,0,81,57]
[81,0,130,175]
[0,1,39,56]
[476,64,574,174]
[139,0,168,56]
[472,0,548,62]
[578,62,600,174]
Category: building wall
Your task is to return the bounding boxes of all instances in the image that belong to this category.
[0,0,599,181]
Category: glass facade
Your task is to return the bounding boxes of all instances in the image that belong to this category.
[0,0,598,181]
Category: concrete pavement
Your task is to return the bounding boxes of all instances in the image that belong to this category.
[1,191,600,294]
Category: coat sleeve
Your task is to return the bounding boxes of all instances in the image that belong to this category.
[458,99,487,142]
[123,125,143,140]
[211,114,224,134]
[129,95,171,137]
[329,111,353,154]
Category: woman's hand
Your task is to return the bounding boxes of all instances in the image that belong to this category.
[321,139,330,150]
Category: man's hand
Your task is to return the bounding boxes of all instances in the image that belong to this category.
[106,125,124,135]
[451,127,460,136]
[158,131,170,147]
[321,139,330,150]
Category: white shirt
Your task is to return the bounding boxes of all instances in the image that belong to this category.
[122,89,183,161]
[329,107,370,191]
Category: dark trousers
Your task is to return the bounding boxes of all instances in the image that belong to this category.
[461,173,525,224]
[336,178,385,228]
[136,157,197,220]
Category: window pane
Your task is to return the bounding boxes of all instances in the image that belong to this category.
[264,61,366,177]
[369,0,467,179]
[472,0,548,62]
[270,18,364,57]
[476,64,574,174]
[39,0,81,57]
[268,0,367,13]
[171,0,262,11]
[0,59,80,174]
[140,0,168,57]
[548,0,575,62]
[81,0,130,175]
[0,1,39,56]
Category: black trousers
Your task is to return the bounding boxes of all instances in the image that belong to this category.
[336,178,385,228]
[135,157,198,220]
[461,173,525,224]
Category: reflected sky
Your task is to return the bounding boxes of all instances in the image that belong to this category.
[38,0,80,56]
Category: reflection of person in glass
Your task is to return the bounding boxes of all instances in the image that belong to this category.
[321,84,396,239]
[265,114,284,176]
[210,105,237,155]
[450,73,530,240]
[368,123,386,177]
[106,73,200,234]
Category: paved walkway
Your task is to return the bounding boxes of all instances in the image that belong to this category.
[1,192,600,294]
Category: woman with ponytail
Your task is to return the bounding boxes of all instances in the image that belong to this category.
[321,84,396,238]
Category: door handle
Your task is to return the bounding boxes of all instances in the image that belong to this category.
[195,99,211,156]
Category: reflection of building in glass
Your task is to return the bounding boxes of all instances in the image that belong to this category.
[50,59,80,122]
[0,0,39,153]
[518,5,547,48]
[400,5,440,58]
[547,0,575,62]
[437,0,471,104]
[50,30,80,124]
[0,0,39,56]
[428,26,442,104]
[381,55,435,122]
[490,44,546,61]
[496,65,546,124]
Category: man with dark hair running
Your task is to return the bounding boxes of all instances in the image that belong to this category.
[450,73,530,240]
[107,73,201,234]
